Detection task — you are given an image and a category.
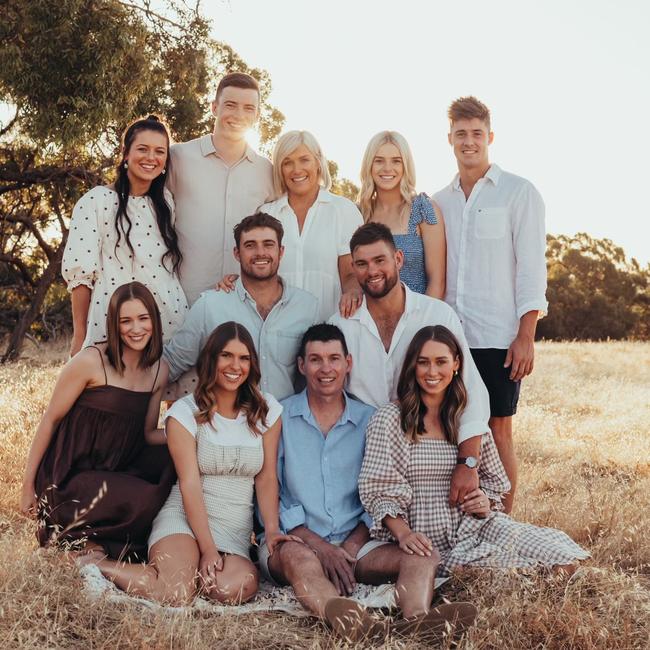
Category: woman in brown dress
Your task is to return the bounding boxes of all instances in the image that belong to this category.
[20,282,174,560]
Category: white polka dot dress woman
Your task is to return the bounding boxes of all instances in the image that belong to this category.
[63,115,188,356]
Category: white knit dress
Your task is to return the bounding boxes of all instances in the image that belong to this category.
[148,393,282,558]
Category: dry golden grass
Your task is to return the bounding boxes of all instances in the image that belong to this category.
[1,340,649,649]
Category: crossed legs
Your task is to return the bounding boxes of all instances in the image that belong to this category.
[86,534,258,606]
[267,540,439,619]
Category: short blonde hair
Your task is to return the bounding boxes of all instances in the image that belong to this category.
[271,130,332,198]
[358,131,417,222]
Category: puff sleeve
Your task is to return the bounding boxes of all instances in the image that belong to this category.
[62,188,103,291]
[359,404,413,539]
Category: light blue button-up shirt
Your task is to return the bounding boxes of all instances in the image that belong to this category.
[163,278,319,400]
[277,389,375,542]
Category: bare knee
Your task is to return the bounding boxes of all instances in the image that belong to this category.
[206,566,259,604]
[400,548,440,573]
[277,541,319,578]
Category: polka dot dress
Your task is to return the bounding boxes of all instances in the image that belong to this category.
[62,186,188,346]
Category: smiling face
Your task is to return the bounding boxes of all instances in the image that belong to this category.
[371,142,404,192]
[280,143,321,198]
[118,298,153,351]
[124,129,168,187]
[298,339,352,399]
[352,239,403,299]
[214,337,251,393]
[415,339,460,398]
[211,86,259,143]
[448,117,493,172]
[234,226,284,281]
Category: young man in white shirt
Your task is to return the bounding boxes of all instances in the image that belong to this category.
[168,72,274,305]
[433,96,548,513]
[330,223,491,506]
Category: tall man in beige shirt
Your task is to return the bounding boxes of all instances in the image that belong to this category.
[168,72,274,305]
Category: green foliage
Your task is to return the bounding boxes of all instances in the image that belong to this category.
[328,160,359,202]
[538,233,650,340]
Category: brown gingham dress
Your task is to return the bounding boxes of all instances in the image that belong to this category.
[359,404,589,574]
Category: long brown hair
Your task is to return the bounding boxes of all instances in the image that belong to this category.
[397,325,467,444]
[105,282,163,374]
[115,115,182,274]
[194,322,269,434]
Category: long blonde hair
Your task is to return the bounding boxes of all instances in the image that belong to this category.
[271,130,332,199]
[358,131,417,222]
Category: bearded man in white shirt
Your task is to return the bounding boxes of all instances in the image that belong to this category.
[330,223,491,506]
[433,96,548,514]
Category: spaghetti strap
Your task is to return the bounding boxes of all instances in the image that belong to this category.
[87,345,108,386]
[151,358,162,392]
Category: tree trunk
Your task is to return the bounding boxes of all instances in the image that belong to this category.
[1,240,66,363]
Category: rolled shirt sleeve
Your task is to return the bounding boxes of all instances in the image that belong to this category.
[62,189,103,291]
[163,292,209,381]
[442,304,491,443]
[336,198,364,257]
[513,182,548,319]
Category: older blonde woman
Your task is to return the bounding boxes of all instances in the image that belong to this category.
[359,131,446,298]
[218,131,363,319]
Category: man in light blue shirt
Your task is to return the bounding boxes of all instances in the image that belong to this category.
[163,212,319,400]
[257,324,477,642]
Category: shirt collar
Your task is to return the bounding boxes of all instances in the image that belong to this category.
[452,163,501,191]
[350,282,416,322]
[287,389,362,426]
[199,134,255,163]
[277,187,332,208]
[234,276,289,305]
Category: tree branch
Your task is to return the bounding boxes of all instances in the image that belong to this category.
[0,107,20,138]
[0,252,35,286]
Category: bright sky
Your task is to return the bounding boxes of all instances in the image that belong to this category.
[204,0,650,265]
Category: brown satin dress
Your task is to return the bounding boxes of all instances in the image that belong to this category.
[35,348,175,560]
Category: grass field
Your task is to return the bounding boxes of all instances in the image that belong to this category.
[1,340,649,649]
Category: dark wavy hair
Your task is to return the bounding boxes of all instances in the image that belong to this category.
[194,322,269,435]
[115,115,182,274]
[105,282,163,374]
[397,325,467,444]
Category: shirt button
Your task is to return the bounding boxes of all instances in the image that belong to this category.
[262,355,266,360]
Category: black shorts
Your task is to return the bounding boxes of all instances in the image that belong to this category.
[470,348,521,418]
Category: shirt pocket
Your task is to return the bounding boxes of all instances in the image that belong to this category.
[474,207,508,239]
[274,331,302,366]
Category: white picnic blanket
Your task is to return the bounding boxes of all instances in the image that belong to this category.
[80,564,448,616]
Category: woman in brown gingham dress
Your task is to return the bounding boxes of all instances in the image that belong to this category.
[359,326,589,575]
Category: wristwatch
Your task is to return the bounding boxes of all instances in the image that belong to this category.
[457,456,479,469]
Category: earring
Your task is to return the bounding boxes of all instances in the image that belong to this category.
[454,370,459,376]
[161,168,166,175]
[123,161,129,169]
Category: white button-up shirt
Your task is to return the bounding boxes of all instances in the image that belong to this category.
[168,136,273,305]
[261,189,363,320]
[329,284,490,443]
[433,164,548,349]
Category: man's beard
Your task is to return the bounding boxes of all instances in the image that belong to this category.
[362,271,398,299]
[240,257,279,281]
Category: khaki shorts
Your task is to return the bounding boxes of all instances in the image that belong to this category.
[258,538,390,586]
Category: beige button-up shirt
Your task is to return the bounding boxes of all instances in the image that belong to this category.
[168,135,274,305]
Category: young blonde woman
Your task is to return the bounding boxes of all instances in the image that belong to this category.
[359,131,446,298]
[21,282,174,560]
[359,325,589,574]
[218,131,363,319]
[81,322,299,605]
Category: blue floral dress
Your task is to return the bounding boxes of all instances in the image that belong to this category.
[394,193,438,294]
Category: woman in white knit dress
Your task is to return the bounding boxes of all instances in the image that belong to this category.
[359,325,589,575]
[83,322,298,605]
[63,115,187,357]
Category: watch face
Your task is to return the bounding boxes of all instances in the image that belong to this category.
[465,456,478,469]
